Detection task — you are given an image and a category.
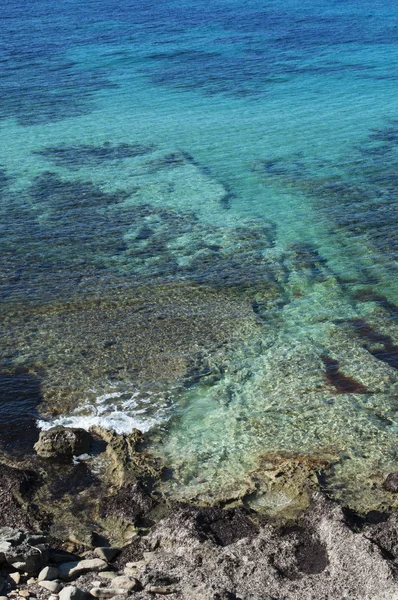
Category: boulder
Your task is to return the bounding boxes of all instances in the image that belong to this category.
[34,427,92,462]
[0,528,49,574]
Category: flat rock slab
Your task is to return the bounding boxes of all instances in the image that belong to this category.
[58,558,108,581]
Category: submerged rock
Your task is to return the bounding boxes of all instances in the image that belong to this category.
[383,472,398,493]
[34,427,92,462]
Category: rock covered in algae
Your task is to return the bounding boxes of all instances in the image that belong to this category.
[34,427,93,462]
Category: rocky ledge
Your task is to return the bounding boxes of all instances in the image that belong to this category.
[2,427,398,600]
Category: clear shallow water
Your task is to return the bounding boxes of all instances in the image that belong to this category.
[2,0,398,510]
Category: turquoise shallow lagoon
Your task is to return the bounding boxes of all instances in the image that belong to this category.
[2,0,398,511]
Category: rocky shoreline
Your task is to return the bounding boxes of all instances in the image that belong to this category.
[2,426,398,600]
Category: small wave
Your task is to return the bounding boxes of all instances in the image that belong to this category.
[37,386,174,434]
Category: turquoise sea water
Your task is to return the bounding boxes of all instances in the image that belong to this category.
[2,0,398,510]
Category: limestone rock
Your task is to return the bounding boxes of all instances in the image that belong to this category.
[39,580,63,593]
[38,566,59,581]
[34,427,92,462]
[58,558,107,581]
[59,585,88,600]
[94,547,120,562]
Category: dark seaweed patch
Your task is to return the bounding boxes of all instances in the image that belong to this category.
[353,289,398,316]
[321,356,368,394]
[348,319,398,370]
[35,142,156,170]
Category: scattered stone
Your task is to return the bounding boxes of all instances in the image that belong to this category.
[9,572,21,585]
[39,580,62,593]
[49,596,59,600]
[58,559,107,581]
[0,596,8,600]
[111,575,140,591]
[34,427,92,462]
[59,585,87,600]
[19,591,30,598]
[383,472,398,493]
[27,578,36,585]
[148,588,177,595]
[94,547,120,562]
[98,572,117,580]
[90,588,127,598]
[38,566,59,581]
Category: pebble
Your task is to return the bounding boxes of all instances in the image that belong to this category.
[49,596,58,600]
[27,579,36,585]
[148,587,177,595]
[90,588,127,598]
[9,572,21,585]
[39,580,63,593]
[94,547,120,562]
[38,566,59,581]
[19,591,30,598]
[0,596,8,600]
[58,559,107,581]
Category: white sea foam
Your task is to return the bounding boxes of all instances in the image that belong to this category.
[37,386,173,434]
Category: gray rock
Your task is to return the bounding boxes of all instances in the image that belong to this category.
[110,576,140,592]
[39,580,63,593]
[0,529,49,574]
[90,588,128,598]
[38,566,59,581]
[34,427,92,462]
[94,547,120,562]
[383,472,398,492]
[59,585,88,600]
[58,558,108,581]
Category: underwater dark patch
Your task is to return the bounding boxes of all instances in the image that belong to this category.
[321,356,368,394]
[348,319,398,370]
[35,142,156,170]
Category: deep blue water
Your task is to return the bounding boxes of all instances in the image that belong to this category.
[1,0,398,510]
